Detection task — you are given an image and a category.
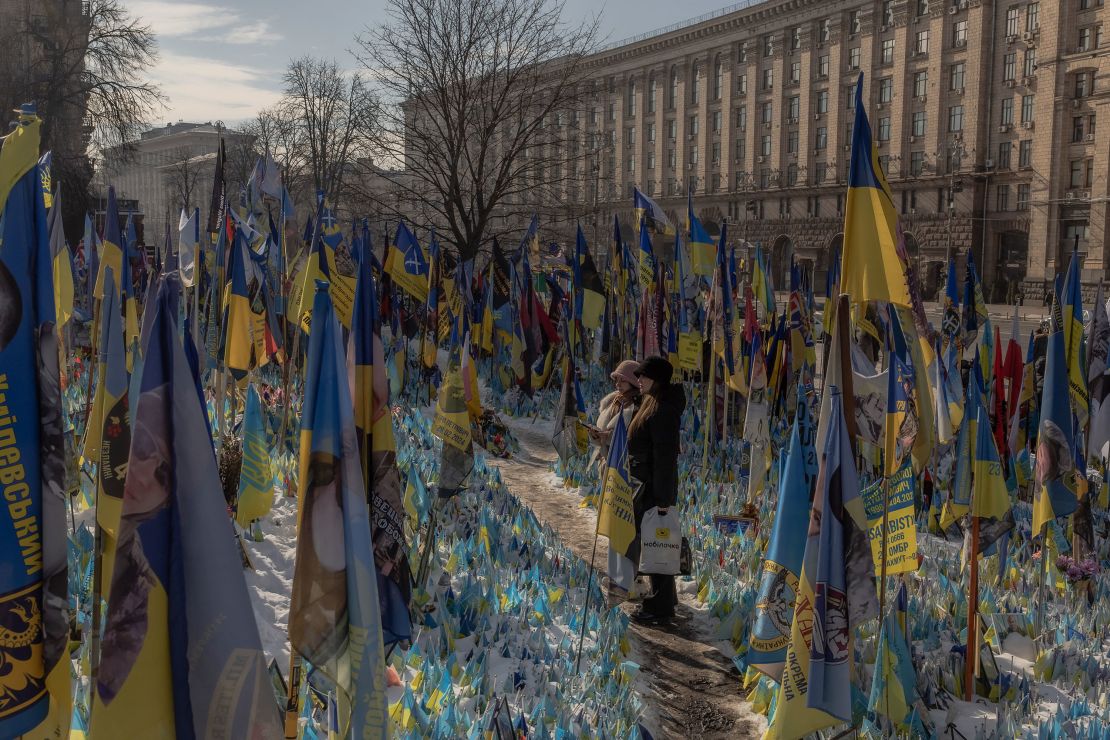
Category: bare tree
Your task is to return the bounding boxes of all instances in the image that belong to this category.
[162,147,205,217]
[0,0,164,236]
[355,0,599,260]
[281,57,379,208]
[239,102,313,214]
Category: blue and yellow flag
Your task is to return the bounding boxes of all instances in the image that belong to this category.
[0,107,69,738]
[632,186,674,236]
[972,380,1012,522]
[386,221,429,303]
[42,161,74,328]
[223,228,254,380]
[235,383,274,527]
[93,186,127,301]
[749,392,816,681]
[92,279,281,738]
[573,224,606,331]
[686,193,715,277]
[867,612,919,730]
[291,282,390,738]
[1062,249,1089,430]
[596,414,636,559]
[884,312,916,476]
[351,240,412,645]
[637,216,655,294]
[1033,324,1080,534]
[942,258,960,344]
[839,73,911,307]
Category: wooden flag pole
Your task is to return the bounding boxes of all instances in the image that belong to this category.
[965,512,981,701]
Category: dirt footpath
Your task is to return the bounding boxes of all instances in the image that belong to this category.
[489,419,763,740]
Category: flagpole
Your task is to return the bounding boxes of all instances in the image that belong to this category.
[836,295,859,452]
[964,512,981,701]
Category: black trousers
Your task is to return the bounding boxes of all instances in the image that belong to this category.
[643,573,677,616]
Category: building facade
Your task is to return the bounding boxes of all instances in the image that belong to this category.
[555,0,1110,303]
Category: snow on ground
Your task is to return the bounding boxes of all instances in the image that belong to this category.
[243,492,297,668]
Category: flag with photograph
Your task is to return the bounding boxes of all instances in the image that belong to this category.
[0,109,69,737]
[350,241,412,645]
[1033,321,1080,534]
[291,282,390,738]
[1089,282,1110,460]
[839,72,911,308]
[632,186,674,236]
[91,278,281,738]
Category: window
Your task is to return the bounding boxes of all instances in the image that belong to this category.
[791,26,802,50]
[689,115,699,136]
[901,189,918,213]
[712,142,721,163]
[1019,139,1032,167]
[788,130,799,153]
[762,68,774,90]
[761,101,773,123]
[1003,53,1016,81]
[691,63,701,105]
[628,81,637,116]
[738,74,748,94]
[912,111,926,136]
[1065,223,1089,245]
[915,30,929,54]
[608,102,615,122]
[910,151,925,175]
[734,140,745,161]
[1081,0,1093,10]
[913,71,928,98]
[788,95,800,120]
[816,126,828,149]
[1006,6,1020,36]
[818,55,830,77]
[998,142,1011,169]
[1023,49,1036,77]
[1073,116,1086,142]
[996,184,1010,211]
[648,75,657,113]
[884,0,896,26]
[712,111,722,133]
[1080,27,1092,52]
[1026,2,1039,33]
[820,18,831,43]
[950,62,965,91]
[1001,97,1014,125]
[791,62,801,83]
[711,173,721,191]
[590,107,598,124]
[949,105,964,131]
[879,78,893,103]
[1089,113,1097,137]
[916,0,929,15]
[628,154,636,174]
[669,67,678,108]
[690,145,699,164]
[713,57,723,100]
[647,122,655,142]
[668,119,678,140]
[668,149,676,167]
[760,169,770,188]
[879,154,890,174]
[816,90,829,113]
[738,43,747,63]
[761,134,772,156]
[1071,159,1085,187]
[882,39,895,64]
[878,117,891,141]
[627,126,636,146]
[787,164,799,186]
[953,20,967,46]
[815,161,827,183]
[847,88,856,111]
[647,151,655,170]
[850,10,862,34]
[737,106,747,131]
[1021,94,1034,122]
[1077,71,1092,97]
[848,47,861,70]
[1087,158,1094,187]
[1017,183,1030,208]
[764,34,774,57]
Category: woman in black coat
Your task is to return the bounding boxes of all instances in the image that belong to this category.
[628,355,686,623]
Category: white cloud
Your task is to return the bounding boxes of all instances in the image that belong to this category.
[150,51,283,124]
[130,1,283,45]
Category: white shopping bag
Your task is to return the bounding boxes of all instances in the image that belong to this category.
[638,507,681,575]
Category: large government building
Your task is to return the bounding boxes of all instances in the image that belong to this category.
[561,0,1109,304]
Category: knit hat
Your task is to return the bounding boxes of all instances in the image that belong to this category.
[610,359,640,386]
[635,355,673,385]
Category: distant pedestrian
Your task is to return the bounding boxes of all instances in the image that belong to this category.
[627,355,685,624]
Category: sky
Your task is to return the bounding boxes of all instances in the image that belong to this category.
[130,0,731,126]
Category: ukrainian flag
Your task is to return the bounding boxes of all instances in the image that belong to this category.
[573,224,606,331]
[42,161,74,328]
[91,279,281,738]
[596,415,636,561]
[386,221,429,302]
[632,186,674,236]
[839,73,911,307]
[867,613,919,729]
[686,193,715,277]
[972,374,1012,522]
[223,229,253,380]
[1033,322,1080,534]
[235,384,273,528]
[1062,249,1089,429]
[884,312,916,476]
[637,216,655,293]
[93,185,125,301]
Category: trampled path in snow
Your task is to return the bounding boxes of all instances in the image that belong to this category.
[489,418,764,740]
